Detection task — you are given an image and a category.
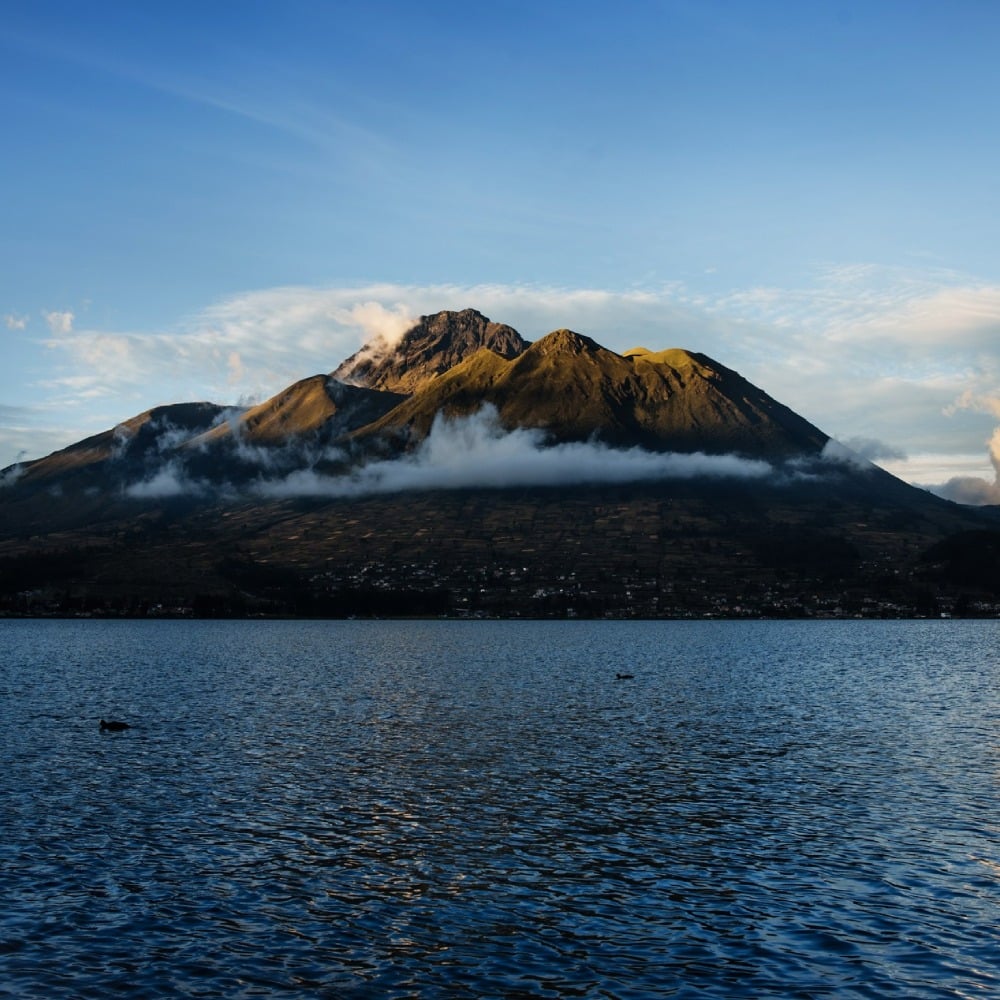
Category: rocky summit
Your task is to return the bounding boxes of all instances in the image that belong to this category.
[332,307,527,393]
[2,309,999,618]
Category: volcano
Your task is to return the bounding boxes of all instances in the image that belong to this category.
[2,309,997,618]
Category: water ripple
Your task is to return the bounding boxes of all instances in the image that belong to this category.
[1,619,997,997]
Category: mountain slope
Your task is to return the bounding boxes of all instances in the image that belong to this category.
[351,329,828,459]
[625,346,829,455]
[332,308,528,393]
[3,477,997,618]
[187,376,403,449]
[3,314,828,501]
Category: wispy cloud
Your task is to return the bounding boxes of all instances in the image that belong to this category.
[331,301,419,376]
[125,459,204,500]
[38,281,729,407]
[0,403,36,423]
[1,21,402,186]
[701,265,1000,492]
[838,436,907,464]
[0,403,79,477]
[0,462,25,487]
[4,314,28,331]
[948,389,1000,421]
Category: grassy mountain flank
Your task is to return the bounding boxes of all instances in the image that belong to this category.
[353,329,828,458]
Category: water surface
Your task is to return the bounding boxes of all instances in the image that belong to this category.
[1,619,997,997]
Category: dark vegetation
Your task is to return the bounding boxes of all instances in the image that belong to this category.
[920,530,1000,594]
[2,479,998,619]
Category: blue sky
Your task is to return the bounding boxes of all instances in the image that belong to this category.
[3,0,1000,501]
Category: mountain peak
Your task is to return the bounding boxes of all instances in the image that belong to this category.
[529,328,603,357]
[332,308,528,394]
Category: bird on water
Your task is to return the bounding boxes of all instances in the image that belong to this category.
[99,719,130,731]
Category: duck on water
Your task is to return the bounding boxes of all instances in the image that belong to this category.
[99,719,130,732]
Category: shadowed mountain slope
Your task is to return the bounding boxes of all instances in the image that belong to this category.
[11,401,226,492]
[2,477,997,618]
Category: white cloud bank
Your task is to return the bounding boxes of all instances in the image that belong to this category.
[122,405,878,501]
[253,406,775,499]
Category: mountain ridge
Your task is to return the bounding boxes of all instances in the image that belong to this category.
[350,328,829,459]
[13,401,226,488]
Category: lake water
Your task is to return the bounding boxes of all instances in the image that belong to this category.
[1,619,997,998]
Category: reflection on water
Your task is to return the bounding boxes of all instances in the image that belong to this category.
[1,619,997,997]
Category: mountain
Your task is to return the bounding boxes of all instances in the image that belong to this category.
[3,308,999,618]
[8,314,830,498]
[332,307,527,392]
[10,401,226,493]
[353,329,829,459]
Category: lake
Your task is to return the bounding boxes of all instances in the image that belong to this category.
[1,619,997,998]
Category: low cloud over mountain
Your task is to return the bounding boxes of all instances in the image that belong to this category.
[243,405,777,498]
[117,405,882,503]
[933,428,1000,506]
